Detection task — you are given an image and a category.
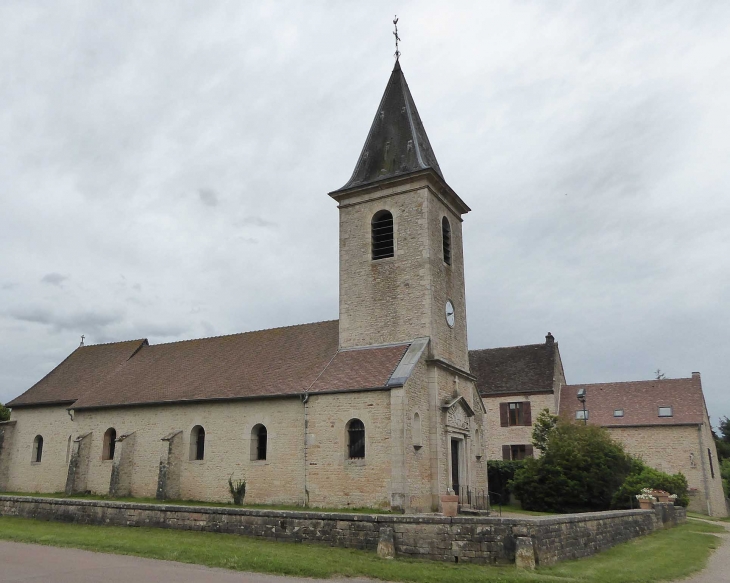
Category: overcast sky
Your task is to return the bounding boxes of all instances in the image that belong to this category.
[1,2,729,424]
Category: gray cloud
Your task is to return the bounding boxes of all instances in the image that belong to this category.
[198,188,219,207]
[0,2,729,425]
[41,273,67,286]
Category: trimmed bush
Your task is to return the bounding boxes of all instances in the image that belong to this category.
[510,421,633,512]
[486,460,523,505]
[611,460,689,508]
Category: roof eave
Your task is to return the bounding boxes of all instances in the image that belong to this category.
[329,169,470,216]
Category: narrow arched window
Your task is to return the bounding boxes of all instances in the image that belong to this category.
[371,210,394,260]
[251,424,267,461]
[347,419,365,459]
[190,425,205,460]
[32,435,43,463]
[412,412,422,448]
[442,217,452,265]
[102,428,117,460]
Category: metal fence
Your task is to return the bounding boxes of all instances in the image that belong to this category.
[457,486,489,511]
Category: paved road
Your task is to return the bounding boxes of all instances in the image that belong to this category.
[683,520,730,583]
[0,541,374,583]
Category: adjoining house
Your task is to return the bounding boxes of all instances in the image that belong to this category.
[560,374,728,517]
[470,333,566,461]
[0,58,488,513]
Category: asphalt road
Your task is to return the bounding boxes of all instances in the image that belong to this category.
[0,541,375,583]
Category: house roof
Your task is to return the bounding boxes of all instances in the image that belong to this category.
[559,375,706,427]
[333,59,443,193]
[8,321,411,410]
[469,335,559,397]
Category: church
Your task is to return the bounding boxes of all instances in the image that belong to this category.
[0,59,488,514]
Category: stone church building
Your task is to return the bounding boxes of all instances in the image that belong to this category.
[0,60,488,513]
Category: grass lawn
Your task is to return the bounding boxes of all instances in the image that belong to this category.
[0,516,723,583]
[687,511,730,523]
[0,491,392,514]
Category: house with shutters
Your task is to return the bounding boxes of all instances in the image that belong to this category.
[469,333,566,461]
[560,374,728,517]
[0,58,488,513]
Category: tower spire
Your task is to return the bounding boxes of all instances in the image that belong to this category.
[333,59,443,193]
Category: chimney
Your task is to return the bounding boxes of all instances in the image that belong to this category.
[692,371,701,380]
[545,332,554,345]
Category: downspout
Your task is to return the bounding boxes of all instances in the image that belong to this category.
[300,392,310,507]
[697,424,712,516]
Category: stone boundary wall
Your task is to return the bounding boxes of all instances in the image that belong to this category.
[0,496,684,566]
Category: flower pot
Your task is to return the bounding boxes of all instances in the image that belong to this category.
[654,493,669,503]
[638,498,653,509]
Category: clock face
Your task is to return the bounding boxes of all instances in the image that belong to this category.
[445,300,455,328]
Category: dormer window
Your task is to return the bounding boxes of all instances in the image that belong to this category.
[658,406,673,417]
[613,409,624,418]
[442,217,451,265]
[371,210,394,260]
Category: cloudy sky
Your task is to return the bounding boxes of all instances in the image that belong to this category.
[1,2,729,423]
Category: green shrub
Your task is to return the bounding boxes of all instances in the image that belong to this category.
[721,459,730,499]
[510,421,633,512]
[486,460,522,505]
[611,460,689,508]
[0,403,9,422]
[228,475,246,505]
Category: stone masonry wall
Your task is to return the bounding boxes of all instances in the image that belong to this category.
[0,496,684,566]
[482,392,555,460]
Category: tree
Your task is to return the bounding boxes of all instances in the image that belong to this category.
[0,403,9,422]
[510,420,633,512]
[531,408,558,453]
[713,417,730,462]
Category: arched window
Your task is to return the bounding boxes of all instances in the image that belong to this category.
[371,210,394,260]
[442,217,452,265]
[102,428,117,461]
[190,425,205,461]
[346,419,365,459]
[412,412,422,448]
[251,424,267,461]
[32,435,43,463]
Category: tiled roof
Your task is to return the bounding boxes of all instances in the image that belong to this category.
[469,340,558,397]
[9,321,412,410]
[7,339,146,407]
[559,375,706,426]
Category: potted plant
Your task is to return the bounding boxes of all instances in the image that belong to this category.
[651,489,670,503]
[636,488,656,509]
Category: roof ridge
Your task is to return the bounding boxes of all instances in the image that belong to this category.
[566,377,694,387]
[138,319,339,348]
[469,342,547,353]
[81,338,147,348]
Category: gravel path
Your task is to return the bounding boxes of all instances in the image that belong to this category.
[0,540,375,583]
[682,520,730,583]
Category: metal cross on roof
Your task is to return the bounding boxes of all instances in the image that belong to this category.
[393,16,401,60]
[80,335,85,347]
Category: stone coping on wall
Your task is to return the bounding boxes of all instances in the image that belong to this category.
[0,495,684,566]
[0,494,654,524]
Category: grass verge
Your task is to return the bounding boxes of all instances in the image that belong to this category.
[0,516,723,582]
[687,511,730,523]
[0,491,392,514]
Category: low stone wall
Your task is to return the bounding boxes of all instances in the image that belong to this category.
[0,496,684,566]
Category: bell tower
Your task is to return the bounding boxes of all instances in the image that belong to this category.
[329,59,471,371]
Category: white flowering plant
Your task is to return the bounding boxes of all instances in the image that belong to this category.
[636,488,656,501]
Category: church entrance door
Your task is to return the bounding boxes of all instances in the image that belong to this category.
[450,438,461,494]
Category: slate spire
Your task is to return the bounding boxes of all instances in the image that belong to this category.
[336,59,444,191]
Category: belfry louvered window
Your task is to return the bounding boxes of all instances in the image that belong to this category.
[371,210,394,260]
[442,217,452,265]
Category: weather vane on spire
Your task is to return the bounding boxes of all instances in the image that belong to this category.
[393,16,401,60]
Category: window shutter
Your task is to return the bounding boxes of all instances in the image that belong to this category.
[525,444,534,458]
[500,403,509,427]
[523,402,532,426]
[502,445,511,460]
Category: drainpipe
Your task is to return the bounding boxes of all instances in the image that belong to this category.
[697,424,712,516]
[301,392,309,507]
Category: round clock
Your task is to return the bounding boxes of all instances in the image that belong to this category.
[445,300,455,328]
